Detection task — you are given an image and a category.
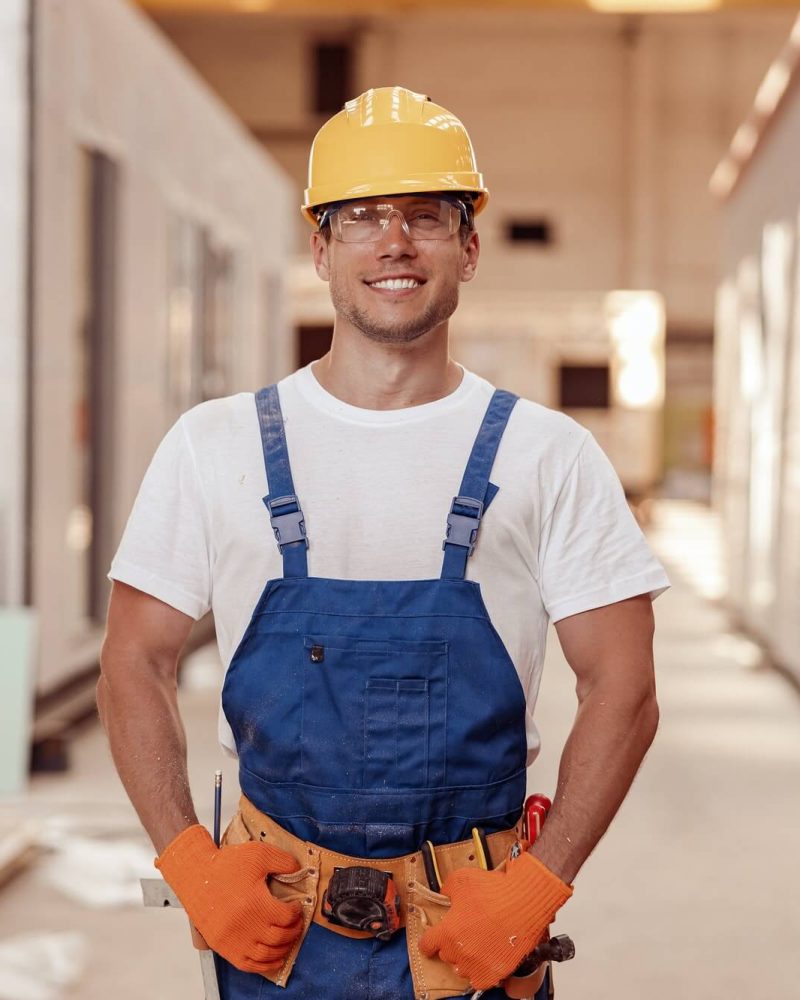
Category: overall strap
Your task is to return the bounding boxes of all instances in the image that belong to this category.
[255,385,309,579]
[440,389,519,580]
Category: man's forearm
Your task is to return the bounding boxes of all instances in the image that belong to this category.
[530,680,659,885]
[97,656,199,854]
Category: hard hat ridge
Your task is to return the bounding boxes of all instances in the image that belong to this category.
[301,86,488,225]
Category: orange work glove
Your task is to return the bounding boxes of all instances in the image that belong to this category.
[419,852,572,991]
[155,825,304,974]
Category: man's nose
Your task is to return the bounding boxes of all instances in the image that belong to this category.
[375,211,417,257]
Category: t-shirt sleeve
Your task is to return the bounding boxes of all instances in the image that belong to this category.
[539,432,669,622]
[108,417,212,620]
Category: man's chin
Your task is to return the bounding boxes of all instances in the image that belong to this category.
[329,281,459,346]
[356,321,434,345]
[348,302,458,346]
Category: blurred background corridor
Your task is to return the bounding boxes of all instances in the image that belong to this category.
[2,0,800,997]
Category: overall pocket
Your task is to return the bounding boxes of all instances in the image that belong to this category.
[301,634,448,789]
[365,677,429,787]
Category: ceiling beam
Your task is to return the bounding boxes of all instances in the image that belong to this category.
[135,0,800,14]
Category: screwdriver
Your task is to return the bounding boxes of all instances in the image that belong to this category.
[471,827,492,871]
[524,793,551,843]
[420,840,443,892]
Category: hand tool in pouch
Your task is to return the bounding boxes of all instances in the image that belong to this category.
[524,794,552,844]
[421,840,443,892]
[321,865,401,940]
[140,770,223,1000]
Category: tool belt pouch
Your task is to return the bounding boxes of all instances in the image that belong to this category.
[405,880,547,1000]
[222,807,321,988]
[225,796,534,999]
[503,963,549,1000]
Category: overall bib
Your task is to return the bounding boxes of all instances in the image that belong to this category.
[218,385,550,1000]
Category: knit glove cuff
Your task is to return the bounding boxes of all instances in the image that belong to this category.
[508,852,573,933]
[155,824,216,884]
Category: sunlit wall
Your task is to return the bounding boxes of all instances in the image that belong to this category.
[0,0,29,606]
[714,21,800,680]
[27,0,295,691]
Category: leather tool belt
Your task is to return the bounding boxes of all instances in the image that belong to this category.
[223,795,546,1000]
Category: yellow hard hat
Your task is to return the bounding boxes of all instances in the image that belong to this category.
[301,86,488,226]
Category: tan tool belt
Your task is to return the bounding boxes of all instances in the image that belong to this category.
[223,795,545,999]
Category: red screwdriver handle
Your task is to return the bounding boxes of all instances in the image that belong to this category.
[523,793,552,843]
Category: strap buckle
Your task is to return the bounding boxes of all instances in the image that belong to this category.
[442,495,484,556]
[265,494,309,551]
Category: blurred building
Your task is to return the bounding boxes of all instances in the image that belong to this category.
[1,0,29,609]
[1,0,295,745]
[0,0,796,749]
[712,16,800,685]
[145,3,793,501]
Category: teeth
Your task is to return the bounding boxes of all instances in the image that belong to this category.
[370,278,420,290]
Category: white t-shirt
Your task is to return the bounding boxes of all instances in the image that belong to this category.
[109,365,669,763]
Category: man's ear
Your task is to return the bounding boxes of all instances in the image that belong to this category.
[310,231,331,281]
[460,230,480,283]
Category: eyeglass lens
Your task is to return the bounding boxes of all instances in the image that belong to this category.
[332,198,460,242]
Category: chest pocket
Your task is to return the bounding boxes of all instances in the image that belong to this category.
[301,634,448,790]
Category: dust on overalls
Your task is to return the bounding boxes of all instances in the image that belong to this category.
[217,385,549,1000]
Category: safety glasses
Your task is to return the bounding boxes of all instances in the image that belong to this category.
[320,196,468,243]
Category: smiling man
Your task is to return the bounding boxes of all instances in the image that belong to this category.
[318,194,469,347]
[98,87,669,1000]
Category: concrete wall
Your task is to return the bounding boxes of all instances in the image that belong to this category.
[714,45,800,681]
[154,9,793,329]
[31,0,294,691]
[0,0,29,606]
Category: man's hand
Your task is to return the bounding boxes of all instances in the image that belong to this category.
[419,852,572,991]
[156,825,304,973]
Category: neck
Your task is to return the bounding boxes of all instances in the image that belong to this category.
[311,324,462,410]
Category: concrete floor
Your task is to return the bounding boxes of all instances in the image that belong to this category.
[1,500,799,999]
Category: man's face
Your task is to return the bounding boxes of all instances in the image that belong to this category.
[310,195,480,346]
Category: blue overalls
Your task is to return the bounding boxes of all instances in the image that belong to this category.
[218,384,551,1000]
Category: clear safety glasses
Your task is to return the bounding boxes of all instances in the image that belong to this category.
[321,196,467,243]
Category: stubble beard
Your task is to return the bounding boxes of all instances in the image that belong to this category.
[330,277,460,346]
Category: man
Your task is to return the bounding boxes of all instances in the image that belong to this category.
[98,87,668,1000]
